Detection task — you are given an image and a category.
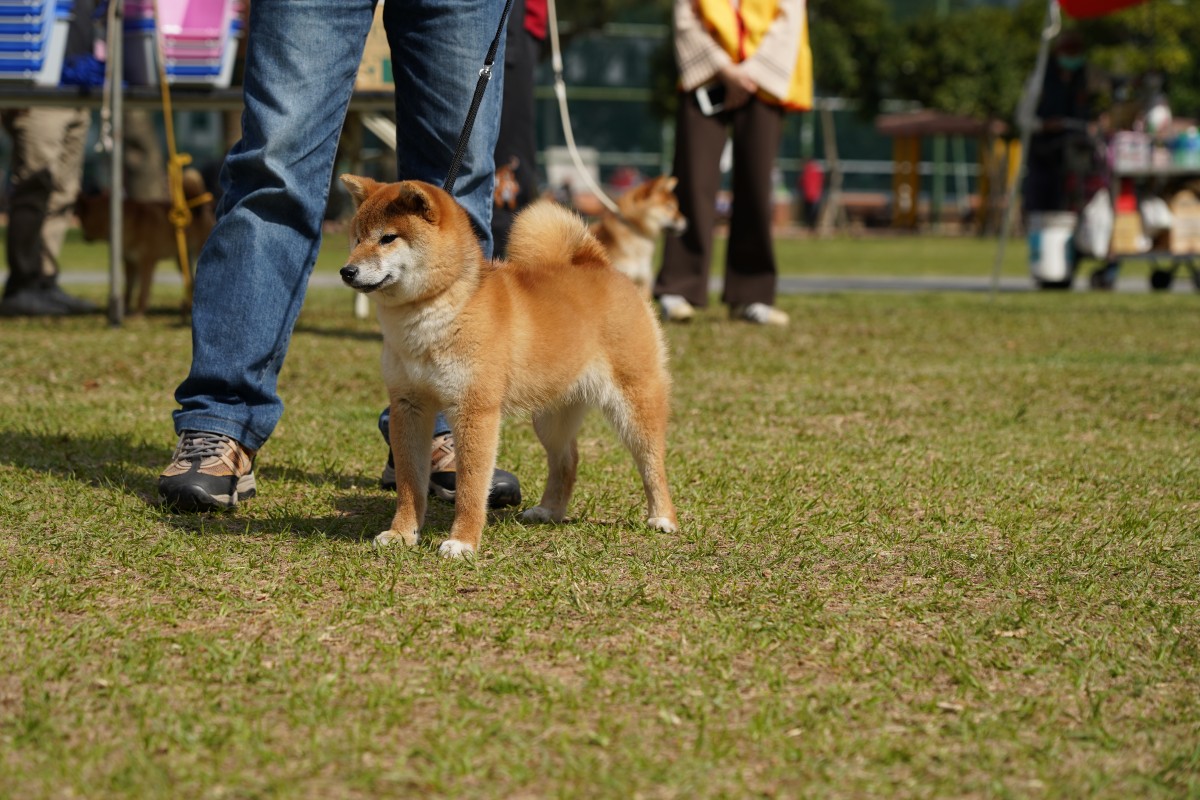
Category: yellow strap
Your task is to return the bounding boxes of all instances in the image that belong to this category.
[151,0,197,308]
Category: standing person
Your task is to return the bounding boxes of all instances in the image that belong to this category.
[654,0,811,327]
[491,0,546,257]
[1023,30,1094,215]
[0,0,98,318]
[799,157,824,230]
[158,0,521,512]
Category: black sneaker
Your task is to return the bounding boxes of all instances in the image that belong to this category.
[0,289,71,317]
[377,409,521,509]
[159,430,257,511]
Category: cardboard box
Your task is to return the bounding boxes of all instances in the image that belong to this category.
[1110,210,1147,255]
[355,4,392,91]
[1168,191,1200,255]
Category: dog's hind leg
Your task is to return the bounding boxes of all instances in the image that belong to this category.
[603,377,678,533]
[376,396,436,549]
[122,255,139,316]
[522,402,589,525]
[135,255,155,316]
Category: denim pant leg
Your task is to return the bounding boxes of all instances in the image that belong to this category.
[384,0,506,259]
[172,0,376,450]
[385,0,507,440]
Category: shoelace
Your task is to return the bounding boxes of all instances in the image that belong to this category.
[175,431,239,462]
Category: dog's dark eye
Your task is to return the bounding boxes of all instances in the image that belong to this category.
[380,234,398,245]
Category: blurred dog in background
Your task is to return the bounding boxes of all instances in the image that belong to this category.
[76,167,215,316]
[589,176,686,298]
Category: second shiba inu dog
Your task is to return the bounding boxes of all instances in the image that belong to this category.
[339,176,678,558]
[589,175,687,298]
[75,167,215,316]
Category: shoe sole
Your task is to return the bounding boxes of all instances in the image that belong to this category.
[162,473,256,512]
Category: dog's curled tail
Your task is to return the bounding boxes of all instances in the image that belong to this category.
[506,200,610,271]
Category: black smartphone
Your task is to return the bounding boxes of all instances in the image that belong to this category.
[695,83,727,116]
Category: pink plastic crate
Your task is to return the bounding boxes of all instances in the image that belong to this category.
[158,0,232,41]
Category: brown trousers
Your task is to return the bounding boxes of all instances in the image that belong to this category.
[2,107,90,296]
[654,92,785,309]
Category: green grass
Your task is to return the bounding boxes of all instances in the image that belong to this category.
[2,263,1199,796]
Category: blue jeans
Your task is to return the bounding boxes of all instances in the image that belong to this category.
[172,0,505,450]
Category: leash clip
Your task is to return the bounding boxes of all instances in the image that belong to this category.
[479,65,492,80]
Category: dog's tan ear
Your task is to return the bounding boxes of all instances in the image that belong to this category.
[340,174,382,208]
[663,176,678,192]
[392,182,438,224]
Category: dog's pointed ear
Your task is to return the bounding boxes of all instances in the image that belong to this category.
[340,174,382,208]
[391,182,438,224]
[663,176,678,192]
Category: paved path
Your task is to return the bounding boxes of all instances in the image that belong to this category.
[38,271,1199,295]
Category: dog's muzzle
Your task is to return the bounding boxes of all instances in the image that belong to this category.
[339,264,388,292]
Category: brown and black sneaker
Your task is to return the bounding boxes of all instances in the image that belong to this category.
[158,430,257,511]
[378,411,521,509]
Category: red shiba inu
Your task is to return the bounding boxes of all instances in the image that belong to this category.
[339,176,678,558]
[589,176,687,298]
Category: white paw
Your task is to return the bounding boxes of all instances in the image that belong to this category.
[520,506,560,524]
[647,516,678,533]
[374,529,418,548]
[438,539,476,559]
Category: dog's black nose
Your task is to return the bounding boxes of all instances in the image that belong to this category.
[340,265,359,282]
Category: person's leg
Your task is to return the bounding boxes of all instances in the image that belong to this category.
[377,0,521,509]
[161,0,376,510]
[122,109,168,202]
[654,92,727,309]
[3,109,60,298]
[384,0,507,257]
[172,0,376,451]
[39,109,96,313]
[42,109,89,264]
[0,108,94,316]
[722,99,784,310]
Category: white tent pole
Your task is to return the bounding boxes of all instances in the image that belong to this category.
[990,0,1062,296]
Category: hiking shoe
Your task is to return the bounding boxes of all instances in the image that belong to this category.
[659,293,696,323]
[732,302,789,326]
[159,430,257,511]
[378,411,522,509]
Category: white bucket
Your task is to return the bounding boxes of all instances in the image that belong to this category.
[1028,211,1077,284]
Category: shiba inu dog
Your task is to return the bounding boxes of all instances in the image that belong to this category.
[76,167,215,316]
[589,176,687,298]
[339,176,678,558]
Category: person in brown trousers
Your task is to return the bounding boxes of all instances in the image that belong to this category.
[655,0,812,327]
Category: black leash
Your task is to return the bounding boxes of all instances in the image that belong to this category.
[442,0,516,194]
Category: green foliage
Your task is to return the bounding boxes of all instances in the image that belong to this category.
[888,0,1044,120]
[810,0,898,116]
[1078,2,1200,117]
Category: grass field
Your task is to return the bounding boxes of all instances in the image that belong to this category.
[1,240,1198,797]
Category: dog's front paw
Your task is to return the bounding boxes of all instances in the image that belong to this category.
[438,538,476,559]
[647,516,678,533]
[375,528,418,548]
[520,505,562,524]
